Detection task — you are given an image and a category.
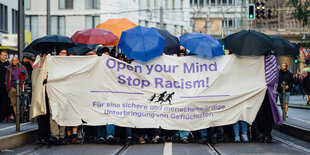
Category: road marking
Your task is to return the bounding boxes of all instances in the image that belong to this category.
[207,143,219,155]
[0,122,32,131]
[290,117,310,124]
[274,136,310,154]
[163,142,172,155]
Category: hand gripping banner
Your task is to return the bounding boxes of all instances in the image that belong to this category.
[44,54,266,130]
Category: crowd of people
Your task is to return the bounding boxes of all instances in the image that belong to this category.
[0,46,309,146]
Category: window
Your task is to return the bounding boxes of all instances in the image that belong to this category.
[211,0,215,6]
[172,0,175,9]
[222,0,227,5]
[12,9,18,34]
[154,0,158,7]
[174,25,178,35]
[228,0,233,5]
[147,0,150,9]
[217,0,221,5]
[190,0,193,5]
[199,0,204,6]
[25,15,38,40]
[181,26,184,34]
[181,0,184,9]
[156,23,160,29]
[51,16,65,35]
[194,0,198,5]
[59,0,73,9]
[85,16,100,29]
[165,0,168,8]
[228,18,233,27]
[145,21,149,27]
[86,0,100,9]
[0,4,8,32]
[25,0,31,10]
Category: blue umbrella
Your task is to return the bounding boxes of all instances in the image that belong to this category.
[118,26,166,62]
[180,32,224,57]
[67,43,98,55]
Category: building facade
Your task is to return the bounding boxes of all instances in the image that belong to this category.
[0,0,18,58]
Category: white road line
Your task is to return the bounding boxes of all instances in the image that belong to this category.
[274,136,310,154]
[163,142,172,155]
[0,122,32,131]
[290,117,310,124]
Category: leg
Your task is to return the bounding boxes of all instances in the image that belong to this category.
[199,129,208,142]
[179,130,189,143]
[233,122,240,142]
[240,121,248,142]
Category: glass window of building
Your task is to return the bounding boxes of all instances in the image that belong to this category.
[51,16,66,35]
[12,9,18,34]
[229,0,233,5]
[199,0,204,6]
[25,15,38,40]
[86,0,100,9]
[222,0,227,5]
[85,16,100,29]
[25,0,31,10]
[0,4,8,32]
[228,18,233,27]
[59,0,73,9]
[217,0,221,5]
[154,0,158,7]
[172,0,175,9]
[211,0,215,6]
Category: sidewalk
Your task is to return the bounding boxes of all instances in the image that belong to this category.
[277,95,310,109]
[0,122,38,151]
[275,95,310,142]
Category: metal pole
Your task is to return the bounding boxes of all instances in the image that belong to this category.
[282,81,286,121]
[16,80,21,131]
[18,0,24,61]
[47,0,51,35]
[160,6,163,29]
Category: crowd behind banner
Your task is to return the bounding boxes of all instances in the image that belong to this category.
[0,47,309,145]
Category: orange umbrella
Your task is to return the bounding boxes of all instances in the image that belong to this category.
[96,18,137,45]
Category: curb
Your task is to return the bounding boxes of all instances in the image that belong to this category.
[0,128,38,151]
[275,123,310,142]
[277,104,310,110]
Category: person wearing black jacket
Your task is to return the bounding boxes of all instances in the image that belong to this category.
[277,63,293,116]
[303,72,310,105]
[0,51,11,122]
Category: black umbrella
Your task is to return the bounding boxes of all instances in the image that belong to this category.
[271,37,299,56]
[67,43,98,55]
[23,39,41,54]
[155,28,180,55]
[32,35,76,52]
[223,30,274,55]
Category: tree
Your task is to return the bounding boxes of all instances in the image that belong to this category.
[286,0,310,27]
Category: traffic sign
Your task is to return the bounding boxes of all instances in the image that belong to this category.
[302,34,306,39]
[227,31,231,35]
[301,47,310,59]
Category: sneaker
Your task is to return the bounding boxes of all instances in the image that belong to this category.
[72,135,81,144]
[234,136,240,142]
[106,135,116,144]
[139,137,146,144]
[181,138,189,143]
[49,136,59,145]
[153,136,162,143]
[97,137,105,144]
[125,137,132,145]
[242,134,249,142]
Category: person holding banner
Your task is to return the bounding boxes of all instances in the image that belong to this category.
[49,50,67,145]
[233,121,248,142]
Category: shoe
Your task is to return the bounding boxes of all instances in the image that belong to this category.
[234,136,240,142]
[36,138,48,145]
[97,137,105,144]
[49,136,59,145]
[166,137,172,142]
[59,138,66,145]
[125,137,132,145]
[181,138,189,143]
[106,135,116,144]
[153,136,162,143]
[71,135,81,144]
[139,137,146,144]
[242,134,249,142]
[264,136,272,143]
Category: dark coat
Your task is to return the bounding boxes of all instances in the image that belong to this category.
[277,70,293,93]
[303,74,310,92]
[0,60,10,85]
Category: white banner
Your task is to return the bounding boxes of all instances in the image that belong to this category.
[45,54,266,130]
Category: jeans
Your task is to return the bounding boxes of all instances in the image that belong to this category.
[97,126,106,138]
[106,124,115,138]
[200,129,208,142]
[125,128,132,138]
[178,130,189,139]
[233,121,247,137]
[279,92,290,105]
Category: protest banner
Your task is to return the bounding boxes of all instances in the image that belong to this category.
[44,54,266,130]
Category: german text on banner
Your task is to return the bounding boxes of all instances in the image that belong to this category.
[46,54,267,130]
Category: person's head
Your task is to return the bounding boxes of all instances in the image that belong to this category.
[12,57,19,67]
[59,50,67,56]
[281,63,288,72]
[85,51,96,56]
[177,50,186,57]
[102,47,110,56]
[41,51,48,58]
[1,51,8,62]
[117,53,125,61]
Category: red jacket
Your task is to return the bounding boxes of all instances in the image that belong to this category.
[5,63,28,92]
